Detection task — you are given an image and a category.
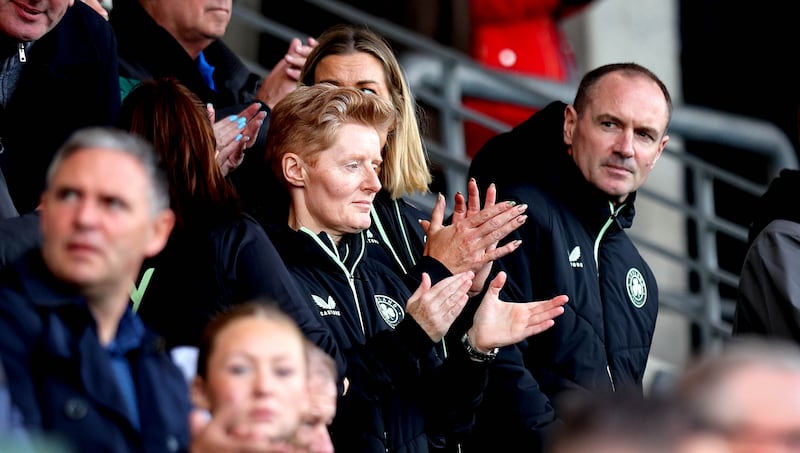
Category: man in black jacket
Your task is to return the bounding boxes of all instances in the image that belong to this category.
[109,0,315,222]
[0,1,117,272]
[0,0,120,215]
[468,62,672,450]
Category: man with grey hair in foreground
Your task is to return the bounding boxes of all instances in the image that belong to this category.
[0,127,188,452]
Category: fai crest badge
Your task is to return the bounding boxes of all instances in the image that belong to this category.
[375,295,404,328]
[626,268,647,308]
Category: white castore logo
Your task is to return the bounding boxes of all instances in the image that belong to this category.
[366,229,379,245]
[312,294,340,317]
[568,246,583,268]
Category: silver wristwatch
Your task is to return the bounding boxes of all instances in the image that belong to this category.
[461,332,499,362]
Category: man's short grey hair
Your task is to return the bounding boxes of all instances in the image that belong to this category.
[673,335,800,431]
[46,127,170,215]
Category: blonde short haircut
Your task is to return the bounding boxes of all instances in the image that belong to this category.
[265,84,397,186]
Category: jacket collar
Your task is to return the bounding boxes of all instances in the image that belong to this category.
[14,250,86,308]
[10,250,162,432]
[269,224,367,276]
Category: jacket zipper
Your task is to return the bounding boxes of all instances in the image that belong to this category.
[595,201,625,391]
[18,42,27,63]
[301,227,367,334]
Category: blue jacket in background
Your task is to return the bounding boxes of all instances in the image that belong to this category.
[0,251,192,452]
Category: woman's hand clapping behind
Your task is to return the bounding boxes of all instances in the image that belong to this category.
[421,178,527,295]
[208,102,266,176]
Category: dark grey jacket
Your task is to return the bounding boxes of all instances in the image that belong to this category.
[734,169,800,341]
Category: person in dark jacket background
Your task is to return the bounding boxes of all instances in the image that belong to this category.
[0,166,40,272]
[0,0,121,215]
[733,168,800,342]
[469,63,671,423]
[0,211,40,272]
[109,0,315,224]
[0,0,118,307]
